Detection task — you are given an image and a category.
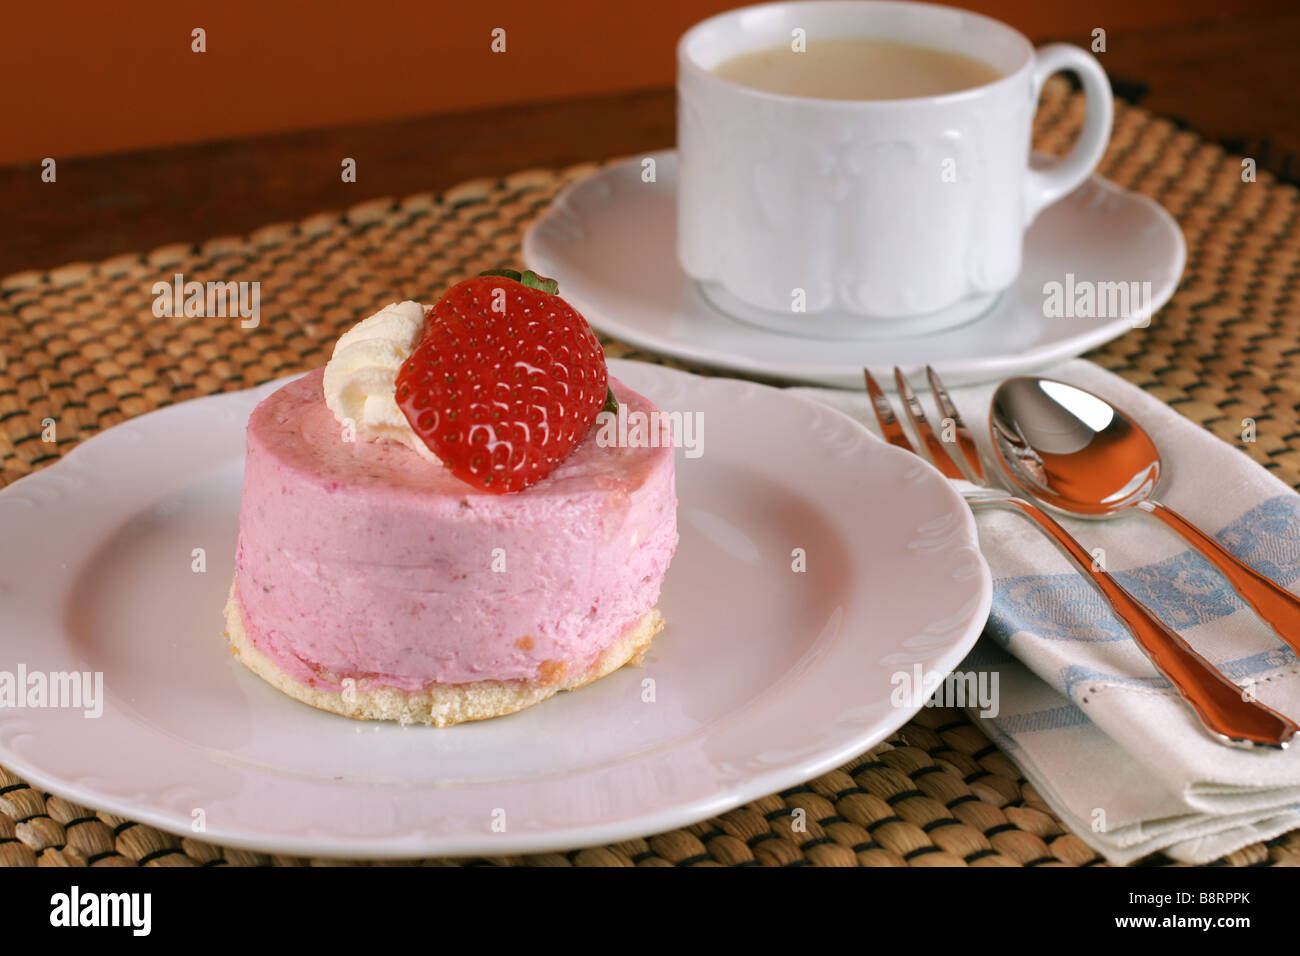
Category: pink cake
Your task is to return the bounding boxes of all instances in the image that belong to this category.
[224,367,677,725]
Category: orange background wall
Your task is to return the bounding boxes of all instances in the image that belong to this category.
[4,0,1289,166]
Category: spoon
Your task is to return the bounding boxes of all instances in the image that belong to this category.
[990,376,1300,662]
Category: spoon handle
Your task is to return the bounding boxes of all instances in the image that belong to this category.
[1143,500,1300,659]
[982,494,1296,748]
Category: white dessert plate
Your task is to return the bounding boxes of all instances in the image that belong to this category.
[0,360,990,858]
[523,151,1186,388]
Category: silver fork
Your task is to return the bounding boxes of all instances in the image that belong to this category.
[864,365,1296,750]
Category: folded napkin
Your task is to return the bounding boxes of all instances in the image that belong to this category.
[792,358,1300,864]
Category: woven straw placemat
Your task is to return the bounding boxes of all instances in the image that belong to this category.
[2,79,1299,867]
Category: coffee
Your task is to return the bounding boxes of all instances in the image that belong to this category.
[711,37,1001,100]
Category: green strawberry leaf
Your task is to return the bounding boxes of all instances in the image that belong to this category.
[478,268,560,296]
[520,270,560,295]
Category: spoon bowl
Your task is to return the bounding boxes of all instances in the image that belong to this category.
[989,377,1161,517]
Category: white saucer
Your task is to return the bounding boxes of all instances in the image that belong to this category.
[523,151,1186,388]
[0,360,989,858]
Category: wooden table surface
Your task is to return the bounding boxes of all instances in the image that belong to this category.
[1,10,1295,279]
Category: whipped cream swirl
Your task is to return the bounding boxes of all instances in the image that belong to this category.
[322,300,440,462]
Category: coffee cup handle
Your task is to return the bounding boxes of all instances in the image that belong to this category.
[1024,43,1114,225]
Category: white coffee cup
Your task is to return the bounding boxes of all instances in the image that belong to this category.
[676,0,1113,338]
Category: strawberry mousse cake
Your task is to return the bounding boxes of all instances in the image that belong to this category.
[223,271,677,725]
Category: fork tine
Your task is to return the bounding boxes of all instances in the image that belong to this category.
[925,365,986,483]
[893,367,967,481]
[862,368,917,453]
